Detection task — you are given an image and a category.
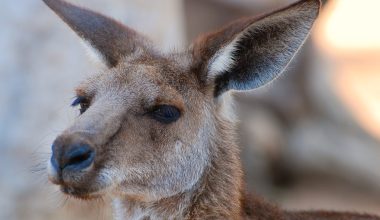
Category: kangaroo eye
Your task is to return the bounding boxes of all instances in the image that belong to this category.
[149,105,181,124]
[71,96,90,114]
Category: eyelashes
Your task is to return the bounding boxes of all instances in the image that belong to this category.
[71,96,85,107]
[71,96,90,114]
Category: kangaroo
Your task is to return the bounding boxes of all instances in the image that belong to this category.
[43,0,380,219]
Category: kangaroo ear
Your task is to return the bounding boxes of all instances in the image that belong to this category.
[43,0,150,68]
[191,0,321,96]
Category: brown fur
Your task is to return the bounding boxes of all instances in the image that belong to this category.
[43,0,380,219]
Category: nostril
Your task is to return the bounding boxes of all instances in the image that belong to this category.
[63,145,95,171]
[69,151,91,165]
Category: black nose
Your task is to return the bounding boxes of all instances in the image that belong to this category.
[51,140,95,172]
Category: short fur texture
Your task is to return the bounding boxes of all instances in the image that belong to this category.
[43,0,380,219]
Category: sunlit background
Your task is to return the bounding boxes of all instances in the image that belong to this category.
[1,0,380,219]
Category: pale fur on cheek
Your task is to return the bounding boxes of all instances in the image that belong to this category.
[112,198,127,220]
[215,91,237,122]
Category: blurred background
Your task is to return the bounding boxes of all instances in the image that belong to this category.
[1,0,380,219]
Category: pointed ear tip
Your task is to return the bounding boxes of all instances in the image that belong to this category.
[290,0,321,20]
[42,0,64,10]
[302,0,322,11]
[41,0,50,6]
[306,0,322,19]
[42,0,56,6]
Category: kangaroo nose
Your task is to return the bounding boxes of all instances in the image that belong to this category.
[51,139,95,173]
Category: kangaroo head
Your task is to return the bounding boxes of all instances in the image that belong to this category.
[45,0,319,201]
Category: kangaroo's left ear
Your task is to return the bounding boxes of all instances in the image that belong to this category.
[43,0,152,68]
[191,0,321,96]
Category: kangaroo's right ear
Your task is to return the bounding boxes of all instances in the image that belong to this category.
[191,0,320,96]
[43,0,151,68]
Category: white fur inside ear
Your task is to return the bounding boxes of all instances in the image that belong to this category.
[81,40,107,67]
[208,38,238,79]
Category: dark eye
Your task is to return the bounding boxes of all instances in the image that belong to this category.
[149,105,181,124]
[71,96,90,114]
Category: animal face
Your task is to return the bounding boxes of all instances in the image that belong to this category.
[44,0,319,201]
[49,54,214,200]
